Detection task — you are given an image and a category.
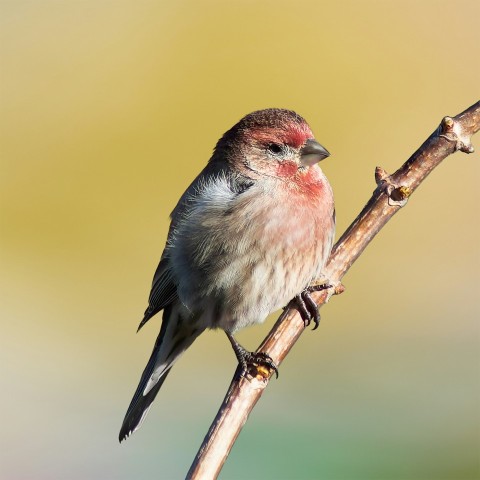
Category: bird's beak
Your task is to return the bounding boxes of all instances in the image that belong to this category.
[300,139,330,166]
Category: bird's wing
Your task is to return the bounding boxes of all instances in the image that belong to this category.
[138,167,254,332]
[137,256,177,331]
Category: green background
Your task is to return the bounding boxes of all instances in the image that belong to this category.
[1,1,479,479]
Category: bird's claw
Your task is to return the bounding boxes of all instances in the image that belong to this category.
[239,351,279,379]
[227,332,278,379]
[294,283,332,330]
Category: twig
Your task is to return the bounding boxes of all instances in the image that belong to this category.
[186,101,480,480]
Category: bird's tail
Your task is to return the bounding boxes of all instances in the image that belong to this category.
[119,303,202,442]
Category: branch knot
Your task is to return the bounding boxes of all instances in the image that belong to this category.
[439,116,475,154]
[375,166,411,206]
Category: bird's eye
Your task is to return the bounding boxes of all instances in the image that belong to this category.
[267,143,284,155]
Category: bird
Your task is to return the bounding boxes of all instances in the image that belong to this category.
[119,108,335,442]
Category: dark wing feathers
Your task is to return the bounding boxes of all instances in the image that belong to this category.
[137,171,254,334]
[137,256,177,332]
[137,171,254,331]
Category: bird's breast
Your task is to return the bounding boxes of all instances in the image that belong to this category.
[171,171,334,332]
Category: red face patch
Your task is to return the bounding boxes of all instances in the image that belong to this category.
[248,123,313,149]
[284,124,313,149]
[275,161,298,177]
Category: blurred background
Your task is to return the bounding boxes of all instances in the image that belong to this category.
[1,1,479,479]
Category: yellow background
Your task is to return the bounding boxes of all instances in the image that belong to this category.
[1,1,479,479]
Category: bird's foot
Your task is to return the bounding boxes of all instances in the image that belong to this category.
[226,333,278,379]
[294,283,332,330]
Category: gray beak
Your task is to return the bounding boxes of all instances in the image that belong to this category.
[300,139,330,166]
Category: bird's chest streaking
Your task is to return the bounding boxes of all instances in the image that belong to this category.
[169,166,335,333]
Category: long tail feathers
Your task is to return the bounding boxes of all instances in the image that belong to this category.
[119,365,172,442]
[119,304,201,442]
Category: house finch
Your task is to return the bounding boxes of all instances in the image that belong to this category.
[119,108,335,441]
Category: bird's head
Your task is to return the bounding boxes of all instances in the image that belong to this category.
[212,108,330,179]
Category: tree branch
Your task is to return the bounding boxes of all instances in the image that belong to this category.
[186,101,480,480]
